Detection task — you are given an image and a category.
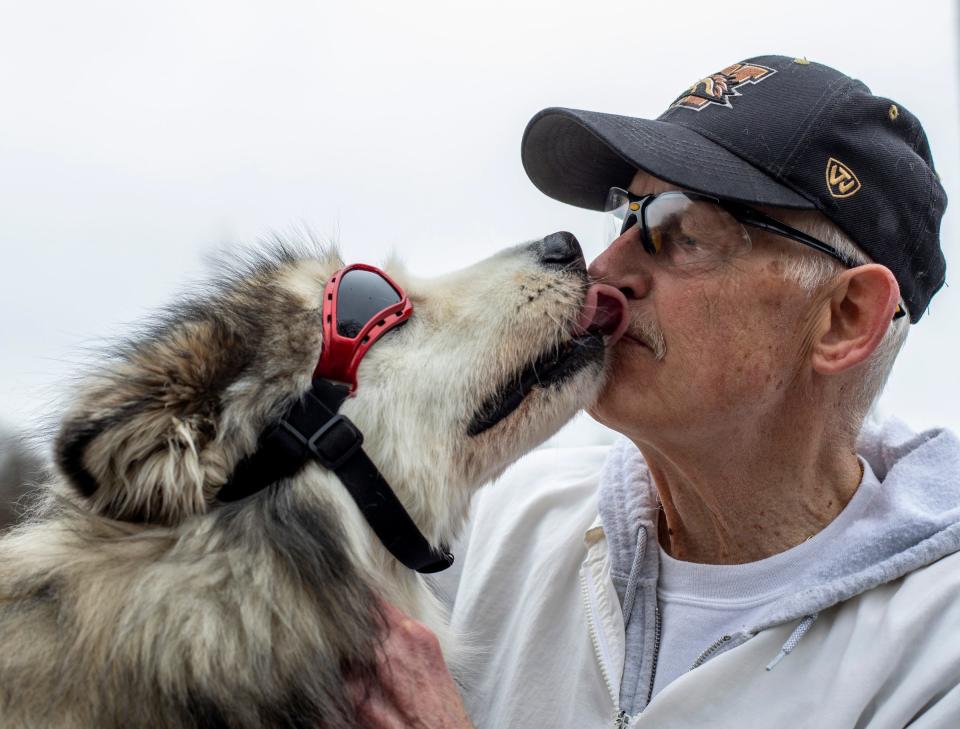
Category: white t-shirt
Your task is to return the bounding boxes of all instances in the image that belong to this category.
[651,458,881,698]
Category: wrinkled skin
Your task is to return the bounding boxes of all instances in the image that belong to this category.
[353,603,475,729]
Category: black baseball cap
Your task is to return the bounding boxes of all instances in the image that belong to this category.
[521,55,947,323]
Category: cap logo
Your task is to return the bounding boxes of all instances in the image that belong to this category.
[825,157,861,198]
[670,63,776,111]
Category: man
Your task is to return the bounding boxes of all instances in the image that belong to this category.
[358,55,959,728]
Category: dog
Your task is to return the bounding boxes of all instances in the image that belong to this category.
[0,233,626,728]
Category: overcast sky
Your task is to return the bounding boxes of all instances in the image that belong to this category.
[1,0,957,446]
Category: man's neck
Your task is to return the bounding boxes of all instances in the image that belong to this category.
[638,415,863,565]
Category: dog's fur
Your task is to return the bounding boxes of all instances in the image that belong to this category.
[0,429,45,532]
[0,240,611,728]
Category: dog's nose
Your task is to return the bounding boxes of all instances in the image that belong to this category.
[540,231,585,267]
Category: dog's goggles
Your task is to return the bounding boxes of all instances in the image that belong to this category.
[221,263,453,573]
[313,264,413,391]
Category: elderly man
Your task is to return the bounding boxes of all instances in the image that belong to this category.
[357,56,959,729]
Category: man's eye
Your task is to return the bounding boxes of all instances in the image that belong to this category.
[667,235,701,252]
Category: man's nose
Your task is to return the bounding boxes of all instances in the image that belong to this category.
[539,231,586,269]
[588,231,653,300]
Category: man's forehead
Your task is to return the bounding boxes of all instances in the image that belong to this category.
[627,170,684,196]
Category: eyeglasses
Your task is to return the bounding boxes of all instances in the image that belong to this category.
[604,188,906,319]
[604,187,862,267]
[313,264,413,391]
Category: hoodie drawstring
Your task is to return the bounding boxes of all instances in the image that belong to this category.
[766,614,819,671]
[621,526,648,628]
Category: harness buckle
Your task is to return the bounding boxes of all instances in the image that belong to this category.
[280,414,364,471]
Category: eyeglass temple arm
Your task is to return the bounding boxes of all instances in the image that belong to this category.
[721,201,906,320]
[719,201,857,267]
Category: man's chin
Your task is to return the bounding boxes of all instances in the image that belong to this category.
[586,388,617,430]
[588,354,659,436]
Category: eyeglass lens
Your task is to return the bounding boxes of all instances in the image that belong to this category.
[606,191,750,267]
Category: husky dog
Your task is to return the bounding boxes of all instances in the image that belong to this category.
[0,234,626,729]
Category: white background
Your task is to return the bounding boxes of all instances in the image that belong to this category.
[1,0,957,446]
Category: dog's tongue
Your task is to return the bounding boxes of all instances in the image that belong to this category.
[575,284,629,346]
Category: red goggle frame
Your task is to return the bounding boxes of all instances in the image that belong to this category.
[313,264,413,392]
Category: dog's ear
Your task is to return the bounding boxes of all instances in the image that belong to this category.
[55,316,250,525]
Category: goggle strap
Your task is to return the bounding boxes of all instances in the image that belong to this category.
[219,378,454,574]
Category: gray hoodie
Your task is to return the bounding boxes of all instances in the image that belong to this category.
[598,415,960,715]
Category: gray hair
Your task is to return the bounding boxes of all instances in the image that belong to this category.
[771,209,909,434]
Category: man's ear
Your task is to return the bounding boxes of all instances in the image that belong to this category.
[811,264,901,375]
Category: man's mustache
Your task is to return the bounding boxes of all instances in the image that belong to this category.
[627,312,666,360]
[586,274,665,360]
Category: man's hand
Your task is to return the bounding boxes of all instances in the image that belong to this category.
[353,601,476,729]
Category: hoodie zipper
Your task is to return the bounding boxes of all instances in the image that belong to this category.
[691,634,733,669]
[609,601,661,727]
[579,568,619,708]
[644,603,662,705]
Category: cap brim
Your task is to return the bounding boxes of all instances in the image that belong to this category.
[521,107,815,211]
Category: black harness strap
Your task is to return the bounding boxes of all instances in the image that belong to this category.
[218,379,454,574]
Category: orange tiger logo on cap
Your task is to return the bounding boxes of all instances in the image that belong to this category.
[671,63,776,111]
